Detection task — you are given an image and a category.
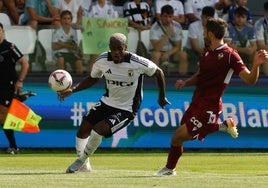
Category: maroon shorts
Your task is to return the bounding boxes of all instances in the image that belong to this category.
[181,103,221,141]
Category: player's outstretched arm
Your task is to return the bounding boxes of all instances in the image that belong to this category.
[58,75,99,101]
[239,49,268,85]
[154,68,170,108]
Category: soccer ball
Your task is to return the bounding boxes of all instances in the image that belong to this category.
[48,70,73,92]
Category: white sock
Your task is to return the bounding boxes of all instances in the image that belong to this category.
[76,136,89,165]
[76,136,89,156]
[79,130,102,161]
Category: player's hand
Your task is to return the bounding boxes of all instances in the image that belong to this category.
[57,88,72,101]
[175,80,185,90]
[253,49,268,66]
[158,97,171,109]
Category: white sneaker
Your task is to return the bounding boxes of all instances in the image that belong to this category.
[66,159,84,173]
[224,118,238,138]
[79,160,92,172]
[154,167,176,177]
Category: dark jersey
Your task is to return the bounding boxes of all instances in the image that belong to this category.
[0,39,23,88]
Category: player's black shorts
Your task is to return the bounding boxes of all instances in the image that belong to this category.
[83,101,135,137]
[0,85,15,107]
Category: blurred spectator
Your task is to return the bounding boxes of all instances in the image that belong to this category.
[84,0,118,72]
[21,0,61,30]
[123,0,152,30]
[85,0,118,17]
[155,0,185,25]
[254,1,268,75]
[225,6,257,68]
[52,10,83,74]
[228,0,252,25]
[76,0,92,16]
[184,0,218,23]
[149,5,186,75]
[0,0,25,24]
[180,6,215,74]
[215,0,233,21]
[144,0,155,20]
[57,0,82,29]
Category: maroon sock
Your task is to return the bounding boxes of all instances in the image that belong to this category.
[166,145,184,169]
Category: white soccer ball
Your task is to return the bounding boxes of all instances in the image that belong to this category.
[48,69,73,92]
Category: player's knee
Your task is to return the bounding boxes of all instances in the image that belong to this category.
[93,122,112,138]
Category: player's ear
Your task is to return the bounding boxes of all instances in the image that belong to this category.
[208,31,214,39]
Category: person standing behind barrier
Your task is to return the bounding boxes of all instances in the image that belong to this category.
[154,17,268,176]
[149,5,186,75]
[254,1,268,76]
[123,0,152,30]
[0,22,29,154]
[52,10,83,74]
[57,32,170,173]
[21,0,61,30]
[84,0,118,73]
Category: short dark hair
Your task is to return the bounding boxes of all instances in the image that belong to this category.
[60,10,73,19]
[161,5,174,15]
[0,22,3,29]
[234,6,248,17]
[206,18,228,39]
[202,6,215,17]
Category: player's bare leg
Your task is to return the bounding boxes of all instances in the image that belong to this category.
[154,124,192,176]
[66,120,111,173]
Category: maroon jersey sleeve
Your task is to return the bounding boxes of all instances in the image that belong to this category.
[228,50,247,75]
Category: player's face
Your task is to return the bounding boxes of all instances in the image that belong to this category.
[109,40,127,64]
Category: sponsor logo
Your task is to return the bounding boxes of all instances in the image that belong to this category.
[107,79,134,87]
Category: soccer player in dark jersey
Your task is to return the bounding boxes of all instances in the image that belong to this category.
[58,32,170,173]
[154,18,268,176]
[0,22,29,154]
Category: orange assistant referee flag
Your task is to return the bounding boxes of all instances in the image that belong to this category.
[3,98,41,133]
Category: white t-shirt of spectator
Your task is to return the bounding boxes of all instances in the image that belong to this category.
[76,0,92,16]
[52,27,78,54]
[185,20,204,49]
[58,0,81,24]
[155,0,184,17]
[184,0,218,20]
[87,1,118,18]
[149,20,183,52]
[254,17,268,42]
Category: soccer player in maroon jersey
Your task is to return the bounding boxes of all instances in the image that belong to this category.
[155,17,268,176]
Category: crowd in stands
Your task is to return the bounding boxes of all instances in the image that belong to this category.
[0,0,267,76]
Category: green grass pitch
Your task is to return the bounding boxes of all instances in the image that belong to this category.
[0,150,268,188]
